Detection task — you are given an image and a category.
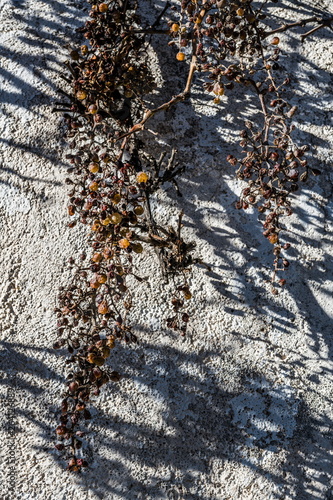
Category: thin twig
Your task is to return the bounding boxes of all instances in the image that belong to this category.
[263,16,332,38]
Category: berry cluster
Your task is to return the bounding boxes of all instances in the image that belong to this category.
[53,0,195,471]
[167,0,328,291]
[53,0,331,470]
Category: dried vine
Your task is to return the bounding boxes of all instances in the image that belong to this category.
[52,0,332,471]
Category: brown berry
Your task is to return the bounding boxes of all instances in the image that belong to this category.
[92,253,103,263]
[98,301,110,315]
[131,242,143,254]
[97,274,107,284]
[111,193,121,204]
[134,205,144,215]
[110,212,122,224]
[101,346,110,358]
[271,37,280,45]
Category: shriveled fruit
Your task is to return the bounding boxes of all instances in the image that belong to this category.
[101,217,111,226]
[100,346,110,358]
[118,238,130,249]
[90,278,100,289]
[111,193,121,204]
[110,212,122,224]
[134,205,144,215]
[131,242,143,254]
[56,425,67,436]
[76,90,87,100]
[268,233,278,244]
[89,181,99,191]
[87,353,97,364]
[88,104,98,114]
[98,300,110,315]
[136,172,149,183]
[106,335,116,348]
[97,274,107,284]
[93,356,105,366]
[89,162,99,173]
[92,253,103,263]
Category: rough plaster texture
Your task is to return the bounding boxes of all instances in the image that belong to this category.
[0,0,332,499]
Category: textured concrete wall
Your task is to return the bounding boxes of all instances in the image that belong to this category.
[0,0,332,498]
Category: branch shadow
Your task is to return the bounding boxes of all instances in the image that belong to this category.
[0,0,332,498]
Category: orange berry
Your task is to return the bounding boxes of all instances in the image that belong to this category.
[176,52,185,62]
[171,23,180,32]
[88,104,98,114]
[110,212,122,224]
[98,300,110,315]
[101,217,111,226]
[118,238,130,249]
[99,2,108,12]
[134,205,144,215]
[102,247,112,259]
[81,45,88,56]
[213,97,221,104]
[90,279,100,289]
[89,181,99,191]
[76,90,87,100]
[236,8,245,16]
[268,233,278,244]
[89,162,99,173]
[182,288,192,300]
[136,172,149,183]
[97,274,107,283]
[92,252,103,263]
[68,205,75,216]
[213,83,225,96]
[271,36,280,45]
[194,16,202,24]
